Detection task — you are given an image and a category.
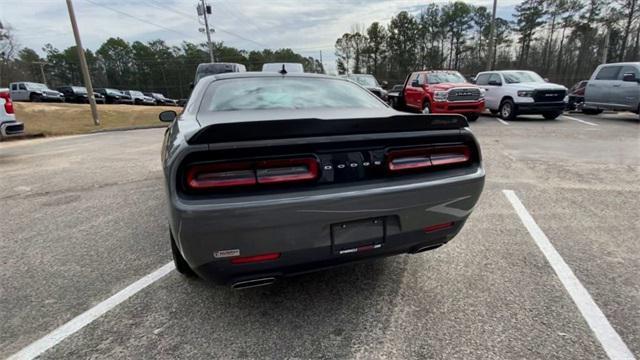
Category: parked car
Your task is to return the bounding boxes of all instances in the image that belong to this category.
[124,90,156,106]
[194,62,247,86]
[474,70,567,120]
[158,71,485,288]
[144,92,177,106]
[566,80,588,111]
[94,88,133,104]
[344,74,388,101]
[582,62,640,118]
[401,70,484,121]
[387,84,404,108]
[262,62,304,73]
[9,82,64,102]
[0,88,24,138]
[57,86,105,104]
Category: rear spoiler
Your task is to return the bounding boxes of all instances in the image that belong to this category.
[188,114,468,144]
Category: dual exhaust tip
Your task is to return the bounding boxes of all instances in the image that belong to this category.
[231,277,276,290]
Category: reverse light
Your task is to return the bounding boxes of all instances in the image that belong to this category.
[256,158,318,184]
[517,90,534,97]
[231,252,281,264]
[433,91,448,102]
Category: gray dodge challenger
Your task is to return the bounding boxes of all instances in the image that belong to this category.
[159,72,485,289]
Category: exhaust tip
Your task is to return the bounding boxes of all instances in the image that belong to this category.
[411,243,444,254]
[231,277,276,290]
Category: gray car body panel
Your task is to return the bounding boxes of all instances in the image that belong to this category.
[584,62,640,113]
[162,72,485,284]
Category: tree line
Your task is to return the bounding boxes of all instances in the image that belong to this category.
[334,0,639,86]
[0,32,323,99]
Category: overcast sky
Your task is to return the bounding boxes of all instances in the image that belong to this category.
[2,0,518,71]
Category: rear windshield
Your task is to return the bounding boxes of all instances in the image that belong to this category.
[200,77,386,112]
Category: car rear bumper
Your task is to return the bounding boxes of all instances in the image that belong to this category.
[169,166,485,285]
[1,121,25,137]
[432,101,485,114]
[515,101,565,114]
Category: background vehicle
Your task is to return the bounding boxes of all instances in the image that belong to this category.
[401,70,484,121]
[144,92,177,106]
[124,90,156,105]
[193,62,246,85]
[57,86,104,104]
[387,84,404,108]
[262,62,304,73]
[583,62,640,117]
[566,80,588,111]
[475,70,566,120]
[159,72,484,288]
[95,88,132,104]
[344,74,388,101]
[0,88,24,138]
[9,82,64,102]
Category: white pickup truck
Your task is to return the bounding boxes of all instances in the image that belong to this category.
[582,62,640,119]
[474,70,567,120]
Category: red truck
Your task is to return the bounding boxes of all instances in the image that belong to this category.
[399,70,485,121]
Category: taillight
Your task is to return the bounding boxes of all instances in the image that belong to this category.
[185,157,318,190]
[0,91,14,114]
[423,222,455,233]
[387,145,471,172]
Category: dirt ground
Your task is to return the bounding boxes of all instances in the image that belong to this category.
[13,102,178,136]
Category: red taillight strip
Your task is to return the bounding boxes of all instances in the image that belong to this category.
[387,145,471,172]
[423,222,455,233]
[186,162,256,189]
[0,91,14,114]
[230,252,281,264]
[256,158,319,184]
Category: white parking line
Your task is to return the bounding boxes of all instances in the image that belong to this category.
[495,117,510,126]
[7,262,175,360]
[503,190,635,360]
[561,115,599,126]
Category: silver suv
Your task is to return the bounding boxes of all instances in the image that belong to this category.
[583,62,640,118]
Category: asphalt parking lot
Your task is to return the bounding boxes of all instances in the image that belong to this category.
[1,112,638,359]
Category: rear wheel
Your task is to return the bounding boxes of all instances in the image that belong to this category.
[499,99,517,120]
[543,111,562,120]
[171,231,197,278]
[30,93,41,102]
[465,113,479,122]
[421,100,431,114]
[582,108,603,115]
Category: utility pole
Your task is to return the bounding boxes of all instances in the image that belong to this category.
[602,27,610,64]
[486,0,498,70]
[319,50,323,74]
[66,0,100,126]
[33,62,48,85]
[199,0,215,63]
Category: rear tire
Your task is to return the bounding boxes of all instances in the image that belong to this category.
[421,100,431,114]
[30,93,41,102]
[499,99,517,120]
[582,108,603,115]
[465,113,479,122]
[171,231,197,278]
[543,111,562,120]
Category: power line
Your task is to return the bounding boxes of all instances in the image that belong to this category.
[83,0,194,39]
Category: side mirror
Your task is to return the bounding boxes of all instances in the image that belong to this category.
[488,80,501,86]
[189,82,195,90]
[381,80,388,89]
[544,78,550,82]
[469,77,476,84]
[411,80,420,87]
[159,110,177,122]
[622,73,638,82]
